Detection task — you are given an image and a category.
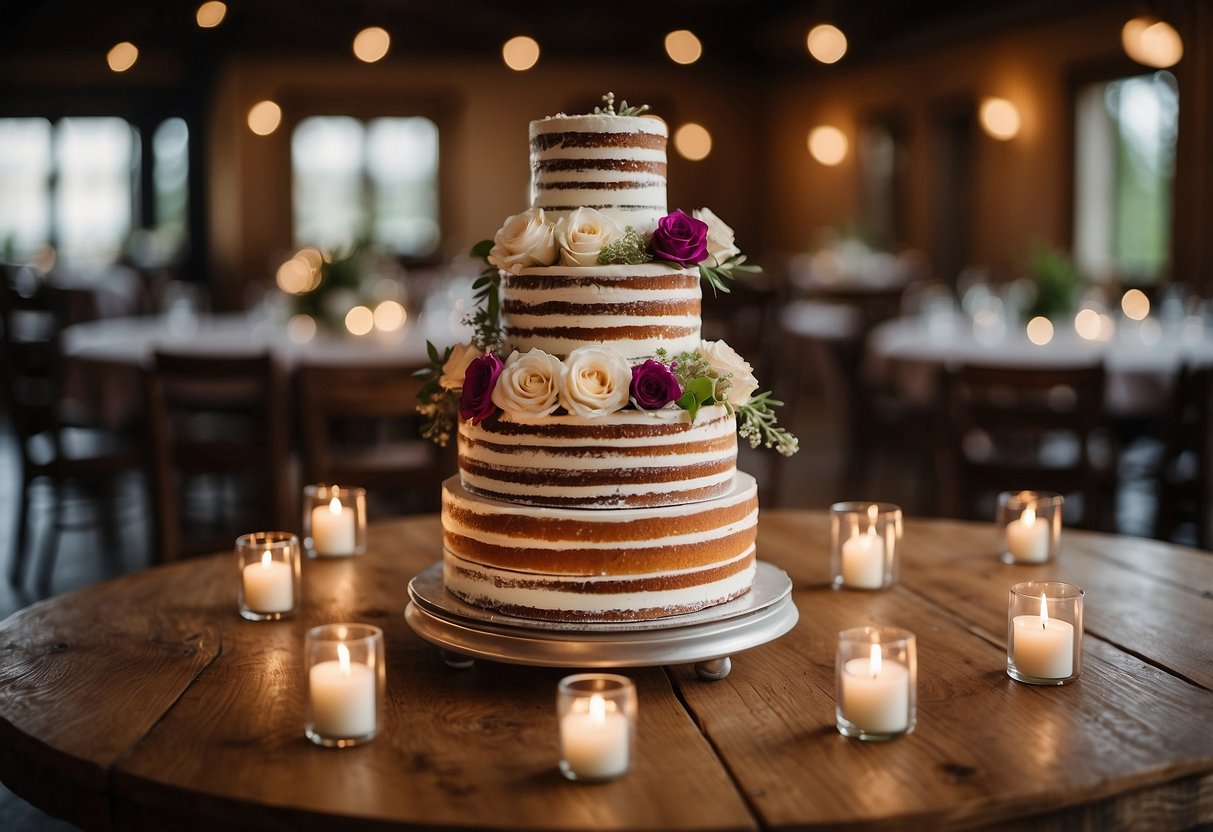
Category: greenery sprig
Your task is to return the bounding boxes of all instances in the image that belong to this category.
[468,239,504,353]
[598,226,653,265]
[736,391,799,457]
[699,254,762,296]
[593,92,650,118]
[413,341,456,446]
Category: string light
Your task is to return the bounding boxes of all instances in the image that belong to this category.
[247,100,283,136]
[665,30,702,65]
[106,42,138,73]
[353,27,391,63]
[807,126,847,165]
[673,123,712,161]
[196,1,227,28]
[806,24,847,64]
[502,36,540,71]
[979,98,1021,141]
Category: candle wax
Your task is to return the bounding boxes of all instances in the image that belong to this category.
[840,657,910,734]
[312,501,356,556]
[560,709,630,780]
[1012,615,1074,679]
[309,659,376,738]
[242,559,293,613]
[841,531,885,589]
[1005,515,1049,563]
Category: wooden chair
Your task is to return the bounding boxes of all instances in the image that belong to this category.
[937,362,1115,529]
[144,351,292,562]
[295,363,447,516]
[1153,363,1212,548]
[0,266,144,593]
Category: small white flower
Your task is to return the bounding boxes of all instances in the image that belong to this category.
[438,343,483,390]
[698,339,759,406]
[554,207,621,267]
[560,345,631,418]
[487,208,558,273]
[491,349,565,418]
[693,207,741,265]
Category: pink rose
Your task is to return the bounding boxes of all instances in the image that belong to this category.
[459,353,504,424]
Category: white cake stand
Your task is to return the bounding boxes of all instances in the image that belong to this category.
[403,560,798,680]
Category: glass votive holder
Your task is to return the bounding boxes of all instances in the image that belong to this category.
[303,484,367,558]
[997,490,1063,564]
[235,532,301,621]
[557,673,637,783]
[305,623,384,748]
[1007,580,1084,685]
[835,626,917,741]
[830,501,902,590]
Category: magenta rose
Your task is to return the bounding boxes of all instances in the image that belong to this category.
[459,353,504,424]
[650,210,709,267]
[630,359,682,409]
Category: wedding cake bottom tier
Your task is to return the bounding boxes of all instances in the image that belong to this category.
[440,472,759,622]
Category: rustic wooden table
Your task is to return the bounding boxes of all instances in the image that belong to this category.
[0,512,1210,831]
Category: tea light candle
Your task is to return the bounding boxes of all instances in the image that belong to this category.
[1006,506,1049,563]
[312,496,356,556]
[309,643,376,739]
[242,550,294,613]
[841,505,885,589]
[1012,593,1074,679]
[560,693,630,780]
[840,643,910,734]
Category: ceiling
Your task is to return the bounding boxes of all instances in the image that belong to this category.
[3,0,1112,73]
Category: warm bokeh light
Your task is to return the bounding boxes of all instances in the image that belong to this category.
[1074,308,1102,341]
[806,24,847,64]
[664,29,702,65]
[373,300,407,332]
[673,123,712,161]
[276,249,323,294]
[979,97,1021,140]
[195,1,227,28]
[287,314,317,344]
[1122,17,1183,68]
[1121,288,1150,321]
[1026,316,1054,346]
[807,125,848,166]
[345,305,374,336]
[247,100,282,136]
[106,42,138,73]
[502,36,540,71]
[353,26,391,63]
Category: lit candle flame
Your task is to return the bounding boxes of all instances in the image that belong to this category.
[328,496,342,515]
[1022,506,1036,527]
[867,503,879,536]
[1039,592,1050,629]
[588,693,606,726]
[261,550,273,568]
[869,642,882,678]
[337,642,351,675]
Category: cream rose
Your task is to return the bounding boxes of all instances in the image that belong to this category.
[491,349,565,418]
[693,207,741,265]
[438,343,483,390]
[698,339,759,406]
[487,208,558,273]
[554,207,621,267]
[559,345,631,418]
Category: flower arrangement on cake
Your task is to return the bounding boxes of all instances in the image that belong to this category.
[416,183,798,457]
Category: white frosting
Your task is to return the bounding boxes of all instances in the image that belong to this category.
[530,114,668,137]
[443,548,756,617]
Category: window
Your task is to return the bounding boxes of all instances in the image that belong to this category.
[292,116,439,258]
[1074,72,1178,283]
[0,116,189,267]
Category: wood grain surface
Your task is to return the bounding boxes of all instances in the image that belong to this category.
[0,511,1210,831]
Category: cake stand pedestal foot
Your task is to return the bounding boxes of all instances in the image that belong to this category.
[695,657,731,680]
[441,649,475,670]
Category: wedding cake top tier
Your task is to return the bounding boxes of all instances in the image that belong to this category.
[529,114,668,234]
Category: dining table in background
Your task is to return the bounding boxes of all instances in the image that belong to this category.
[0,511,1208,831]
[867,312,1213,420]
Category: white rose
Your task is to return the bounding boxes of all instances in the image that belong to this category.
[491,349,565,418]
[559,345,632,418]
[487,209,558,273]
[693,207,741,265]
[698,339,759,406]
[438,343,482,390]
[554,207,621,267]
